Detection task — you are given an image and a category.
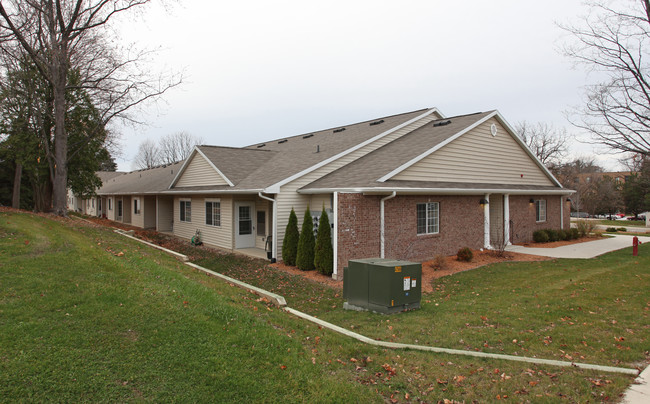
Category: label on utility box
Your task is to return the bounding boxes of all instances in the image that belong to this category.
[395,266,402,273]
[403,276,411,291]
[411,278,417,288]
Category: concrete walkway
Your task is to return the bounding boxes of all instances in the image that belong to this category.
[506,234,639,259]
[622,366,650,404]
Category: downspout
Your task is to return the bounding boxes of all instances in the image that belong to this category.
[380,191,397,259]
[258,192,277,261]
[333,192,339,280]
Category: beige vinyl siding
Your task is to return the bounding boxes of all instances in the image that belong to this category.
[310,194,332,212]
[393,118,554,186]
[173,196,233,250]
[176,154,230,187]
[156,196,174,232]
[144,196,156,229]
[275,114,438,259]
[131,196,144,228]
[255,199,271,250]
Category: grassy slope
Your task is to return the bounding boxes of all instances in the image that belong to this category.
[2,212,648,402]
[0,213,376,403]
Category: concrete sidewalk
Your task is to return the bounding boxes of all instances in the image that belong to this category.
[505,234,639,259]
[622,366,650,404]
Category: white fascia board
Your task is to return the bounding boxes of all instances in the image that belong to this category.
[492,111,564,188]
[168,147,235,189]
[265,108,441,192]
[377,111,498,182]
[298,187,575,196]
[160,189,263,195]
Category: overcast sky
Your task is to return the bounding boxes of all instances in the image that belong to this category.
[113,0,619,171]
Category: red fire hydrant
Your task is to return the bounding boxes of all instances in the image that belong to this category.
[633,236,640,256]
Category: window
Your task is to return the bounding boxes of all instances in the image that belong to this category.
[535,199,547,222]
[92,199,95,208]
[180,200,192,222]
[416,202,439,235]
[134,198,141,214]
[205,200,221,226]
[257,211,266,236]
[108,198,112,210]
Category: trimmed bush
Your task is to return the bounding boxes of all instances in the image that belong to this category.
[617,227,627,232]
[282,208,299,266]
[606,227,617,232]
[296,206,315,271]
[314,208,333,276]
[457,247,473,262]
[546,229,560,242]
[558,229,568,241]
[533,229,549,243]
[569,228,580,240]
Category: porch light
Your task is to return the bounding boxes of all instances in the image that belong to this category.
[529,198,535,204]
[566,198,572,202]
[479,198,489,206]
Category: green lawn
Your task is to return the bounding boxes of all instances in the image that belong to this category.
[596,219,646,227]
[2,211,648,402]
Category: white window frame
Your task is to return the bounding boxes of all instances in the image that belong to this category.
[416,202,440,235]
[535,199,547,222]
[180,199,192,223]
[205,199,221,227]
[134,197,141,215]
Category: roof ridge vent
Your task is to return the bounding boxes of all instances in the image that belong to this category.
[433,120,452,127]
[369,119,384,126]
[333,127,346,133]
[257,143,266,148]
[303,134,314,139]
[278,139,288,144]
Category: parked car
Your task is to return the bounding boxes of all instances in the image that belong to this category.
[570,212,590,218]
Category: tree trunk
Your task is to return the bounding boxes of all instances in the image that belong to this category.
[33,178,53,213]
[51,42,68,216]
[12,162,22,209]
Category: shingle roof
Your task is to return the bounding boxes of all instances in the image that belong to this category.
[98,162,184,195]
[300,112,496,190]
[174,108,435,191]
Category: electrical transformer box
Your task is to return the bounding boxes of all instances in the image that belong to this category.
[343,258,421,314]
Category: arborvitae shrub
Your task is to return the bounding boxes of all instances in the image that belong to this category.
[296,207,315,271]
[314,208,333,276]
[282,208,299,266]
[456,247,473,262]
[533,230,549,243]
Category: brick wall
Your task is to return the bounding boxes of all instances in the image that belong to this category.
[510,195,570,244]
[336,193,485,271]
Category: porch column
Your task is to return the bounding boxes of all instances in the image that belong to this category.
[332,192,338,280]
[503,194,510,246]
[560,195,564,230]
[483,193,491,249]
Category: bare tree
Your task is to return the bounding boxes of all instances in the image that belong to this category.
[515,121,569,166]
[0,1,181,215]
[561,0,650,157]
[158,132,203,164]
[133,139,160,170]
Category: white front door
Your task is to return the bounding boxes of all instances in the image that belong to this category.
[235,202,256,248]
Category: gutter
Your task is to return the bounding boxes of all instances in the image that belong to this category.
[380,191,397,259]
[298,187,576,196]
[258,192,277,261]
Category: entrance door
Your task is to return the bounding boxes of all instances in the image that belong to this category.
[235,202,256,248]
[117,199,123,221]
[489,194,504,248]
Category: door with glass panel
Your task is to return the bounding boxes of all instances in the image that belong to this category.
[235,202,255,248]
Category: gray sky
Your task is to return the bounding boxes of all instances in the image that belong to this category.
[113,0,619,171]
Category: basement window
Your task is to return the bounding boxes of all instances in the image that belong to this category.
[180,199,192,223]
[417,202,439,235]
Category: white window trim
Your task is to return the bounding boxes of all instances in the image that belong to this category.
[416,201,440,235]
[535,199,547,223]
[205,198,221,227]
[180,199,192,223]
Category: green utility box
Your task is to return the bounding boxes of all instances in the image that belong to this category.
[343,258,421,314]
